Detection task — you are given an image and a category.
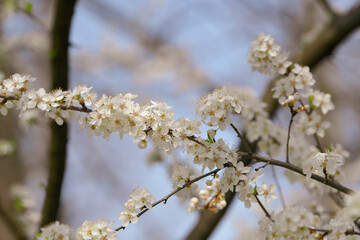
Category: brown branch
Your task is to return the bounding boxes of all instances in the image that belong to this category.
[239,152,354,195]
[310,228,360,236]
[16,7,49,32]
[0,94,91,114]
[285,109,296,163]
[314,134,324,152]
[271,165,286,209]
[230,123,252,154]
[254,195,273,221]
[0,94,18,101]
[115,168,222,231]
[39,0,78,228]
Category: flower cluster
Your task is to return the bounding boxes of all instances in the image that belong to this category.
[119,188,156,227]
[236,171,266,208]
[303,150,344,179]
[37,219,117,240]
[248,32,291,76]
[249,33,335,141]
[258,206,320,239]
[196,86,244,130]
[20,85,95,125]
[322,216,357,240]
[246,33,347,195]
[37,221,74,240]
[190,138,238,171]
[0,74,97,125]
[188,178,226,213]
[342,192,360,220]
[0,74,35,115]
[219,162,250,193]
[170,164,198,198]
[80,94,203,153]
[77,219,117,240]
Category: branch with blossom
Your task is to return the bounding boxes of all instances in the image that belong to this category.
[1,32,360,239]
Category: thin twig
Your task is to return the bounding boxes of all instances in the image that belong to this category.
[310,228,360,236]
[0,94,91,113]
[254,195,273,221]
[16,7,49,32]
[0,94,18,101]
[230,123,252,154]
[239,152,354,195]
[329,192,345,208]
[314,134,324,152]
[115,167,223,231]
[285,109,296,163]
[186,135,207,148]
[271,165,286,209]
[255,162,269,171]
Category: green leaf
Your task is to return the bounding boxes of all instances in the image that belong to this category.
[13,198,25,212]
[207,133,213,143]
[253,185,258,195]
[24,3,33,13]
[308,96,313,106]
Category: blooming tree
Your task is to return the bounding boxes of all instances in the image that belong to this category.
[1,30,360,239]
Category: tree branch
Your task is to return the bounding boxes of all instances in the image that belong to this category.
[39,0,78,228]
[285,109,296,163]
[271,165,286,208]
[230,123,252,154]
[115,168,223,231]
[254,195,273,221]
[239,152,354,195]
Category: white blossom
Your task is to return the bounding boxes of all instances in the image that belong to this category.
[257,183,277,202]
[272,77,294,103]
[129,187,156,210]
[258,206,320,239]
[196,86,244,130]
[171,164,198,198]
[37,221,74,240]
[248,32,284,75]
[77,219,117,240]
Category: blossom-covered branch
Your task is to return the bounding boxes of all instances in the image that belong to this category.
[116,167,222,231]
[1,31,360,240]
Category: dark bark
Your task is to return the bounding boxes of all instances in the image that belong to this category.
[40,0,78,227]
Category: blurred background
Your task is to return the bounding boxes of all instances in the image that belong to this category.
[0,0,360,239]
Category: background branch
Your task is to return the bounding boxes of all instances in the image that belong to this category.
[39,0,78,228]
